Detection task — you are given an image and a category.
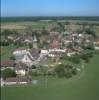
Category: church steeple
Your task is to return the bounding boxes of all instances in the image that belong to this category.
[33,34,37,48]
[33,34,37,42]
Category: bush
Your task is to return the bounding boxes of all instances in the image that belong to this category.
[10,55,16,60]
[72,68,77,75]
[64,66,72,78]
[80,51,94,63]
[55,64,65,78]
[69,55,81,64]
[55,64,73,78]
[31,71,38,76]
[29,43,33,49]
[64,70,72,78]
[2,68,16,80]
[47,71,56,76]
[0,41,10,46]
[57,72,65,78]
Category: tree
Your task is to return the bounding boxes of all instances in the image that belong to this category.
[72,67,77,75]
[41,27,49,35]
[29,43,33,49]
[55,64,65,78]
[55,64,73,78]
[80,51,94,63]
[64,65,72,78]
[83,49,94,59]
[67,43,73,49]
[69,54,81,64]
[2,68,16,80]
[85,28,97,38]
[0,41,10,46]
[85,43,94,50]
[57,22,65,32]
[1,29,19,37]
[80,53,90,63]
[10,55,16,60]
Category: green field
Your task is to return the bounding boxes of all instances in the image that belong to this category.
[1,21,53,30]
[1,45,16,61]
[1,54,99,100]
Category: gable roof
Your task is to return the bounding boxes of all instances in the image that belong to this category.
[0,60,15,67]
[15,63,27,70]
[5,77,29,82]
[15,47,28,51]
[29,48,40,58]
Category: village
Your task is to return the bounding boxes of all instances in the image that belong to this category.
[1,0,99,100]
[1,22,99,86]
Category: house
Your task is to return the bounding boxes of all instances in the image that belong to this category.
[72,46,83,53]
[50,31,59,36]
[49,48,66,53]
[94,46,99,50]
[13,48,40,66]
[24,35,34,43]
[95,40,99,46]
[62,31,69,36]
[15,63,28,76]
[14,34,38,48]
[48,52,60,57]
[50,39,61,49]
[63,39,72,46]
[29,48,40,60]
[13,47,29,55]
[66,49,76,57]
[8,36,14,40]
[41,49,49,55]
[48,51,62,57]
[0,60,15,71]
[39,35,50,44]
[23,34,38,48]
[13,47,30,64]
[7,34,18,41]
[78,33,84,37]
[48,48,66,57]
[4,76,31,85]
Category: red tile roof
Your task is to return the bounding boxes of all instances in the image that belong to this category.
[5,77,29,82]
[0,60,15,67]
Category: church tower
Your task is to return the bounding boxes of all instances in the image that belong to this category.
[33,34,38,48]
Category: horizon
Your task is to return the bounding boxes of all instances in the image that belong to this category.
[1,15,99,18]
[1,0,99,17]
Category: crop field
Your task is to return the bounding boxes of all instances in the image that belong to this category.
[1,54,99,100]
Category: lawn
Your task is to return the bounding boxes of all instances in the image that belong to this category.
[1,54,99,100]
[1,44,16,61]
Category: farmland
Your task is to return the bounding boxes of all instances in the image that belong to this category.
[1,21,53,30]
[1,20,99,37]
[1,17,99,100]
[1,54,99,100]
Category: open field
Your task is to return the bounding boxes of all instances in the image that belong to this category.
[1,21,53,30]
[1,20,99,36]
[1,54,99,100]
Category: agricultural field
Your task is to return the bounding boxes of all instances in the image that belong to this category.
[1,20,99,36]
[1,54,99,100]
[1,21,54,30]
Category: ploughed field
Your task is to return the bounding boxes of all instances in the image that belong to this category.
[1,55,99,100]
